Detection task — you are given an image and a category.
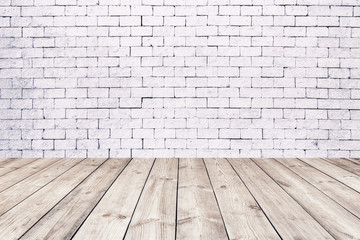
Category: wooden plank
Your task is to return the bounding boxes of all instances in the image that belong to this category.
[228,158,333,239]
[254,158,360,239]
[73,158,155,240]
[345,158,360,164]
[177,158,228,240]
[0,158,86,216]
[324,158,360,176]
[0,158,38,176]
[0,158,62,192]
[276,158,360,219]
[0,158,108,240]
[0,158,35,169]
[300,158,360,193]
[21,158,130,240]
[125,158,178,240]
[204,158,280,240]
[0,158,12,166]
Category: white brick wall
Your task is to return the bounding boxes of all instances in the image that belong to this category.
[0,0,359,158]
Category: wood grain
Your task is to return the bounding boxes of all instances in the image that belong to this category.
[324,158,360,176]
[1,158,359,239]
[349,158,360,162]
[276,158,360,219]
[125,158,178,240]
[0,158,61,192]
[0,158,12,166]
[0,158,38,177]
[73,158,155,240]
[177,158,228,240]
[0,158,85,216]
[204,158,280,240]
[300,158,360,193]
[228,158,333,239]
[345,158,360,165]
[0,158,107,240]
[21,158,130,240]
[254,158,360,239]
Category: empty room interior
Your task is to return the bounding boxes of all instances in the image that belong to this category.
[0,0,360,239]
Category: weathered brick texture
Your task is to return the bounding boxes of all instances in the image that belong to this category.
[0,0,359,158]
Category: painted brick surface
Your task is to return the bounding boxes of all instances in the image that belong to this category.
[0,0,359,158]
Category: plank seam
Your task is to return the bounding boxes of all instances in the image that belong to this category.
[251,158,336,240]
[273,158,360,221]
[0,158,42,178]
[0,158,88,218]
[226,158,283,240]
[345,158,360,166]
[0,158,13,167]
[18,158,110,239]
[70,158,133,239]
[0,158,65,194]
[202,158,230,240]
[175,158,179,240]
[121,157,157,240]
[322,158,360,177]
[297,158,360,195]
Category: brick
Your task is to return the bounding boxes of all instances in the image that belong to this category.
[0,0,358,158]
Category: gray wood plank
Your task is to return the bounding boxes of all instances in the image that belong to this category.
[228,158,333,240]
[254,158,360,239]
[0,158,85,216]
[0,158,12,166]
[0,158,39,177]
[300,158,360,193]
[21,158,130,240]
[125,158,178,240]
[276,158,360,219]
[73,158,155,240]
[177,158,228,240]
[0,158,108,240]
[324,158,360,176]
[0,158,62,192]
[204,158,280,240]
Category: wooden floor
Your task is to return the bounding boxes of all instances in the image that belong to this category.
[0,158,360,239]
